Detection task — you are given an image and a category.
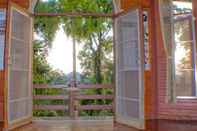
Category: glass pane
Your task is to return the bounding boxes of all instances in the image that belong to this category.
[174,17,195,97]
[175,70,194,96]
[143,11,150,70]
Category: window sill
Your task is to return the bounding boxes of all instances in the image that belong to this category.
[177,96,197,100]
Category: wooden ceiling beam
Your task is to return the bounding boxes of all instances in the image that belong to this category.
[11,0,29,9]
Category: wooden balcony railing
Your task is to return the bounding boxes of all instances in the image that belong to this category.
[33,84,114,118]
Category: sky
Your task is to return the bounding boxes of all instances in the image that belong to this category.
[173,1,192,9]
[47,27,82,74]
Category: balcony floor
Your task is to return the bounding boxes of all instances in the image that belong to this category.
[9,119,197,131]
[12,119,138,131]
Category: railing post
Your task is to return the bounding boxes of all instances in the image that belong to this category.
[68,88,80,119]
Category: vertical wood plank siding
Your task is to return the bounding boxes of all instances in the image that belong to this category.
[0,71,4,121]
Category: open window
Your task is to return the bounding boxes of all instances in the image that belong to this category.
[5,3,33,129]
[159,0,196,99]
[174,12,196,97]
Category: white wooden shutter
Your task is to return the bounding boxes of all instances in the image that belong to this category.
[115,9,144,129]
[7,6,32,126]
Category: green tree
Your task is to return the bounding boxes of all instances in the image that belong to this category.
[58,0,113,116]
[33,40,51,84]
[33,0,66,84]
[59,0,113,83]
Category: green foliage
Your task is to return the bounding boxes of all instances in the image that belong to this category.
[34,1,60,47]
[33,40,51,84]
[59,0,113,40]
[79,88,113,116]
[59,0,112,13]
[33,110,66,117]
[58,0,113,84]
[78,34,113,84]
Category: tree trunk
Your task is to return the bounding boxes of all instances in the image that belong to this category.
[73,37,77,87]
[95,44,102,84]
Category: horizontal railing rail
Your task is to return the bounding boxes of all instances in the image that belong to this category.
[34,105,68,110]
[33,84,114,118]
[78,84,113,89]
[34,95,69,100]
[78,105,113,111]
[33,84,67,89]
[33,85,68,117]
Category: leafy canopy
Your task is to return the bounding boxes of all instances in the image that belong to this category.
[34,0,113,83]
